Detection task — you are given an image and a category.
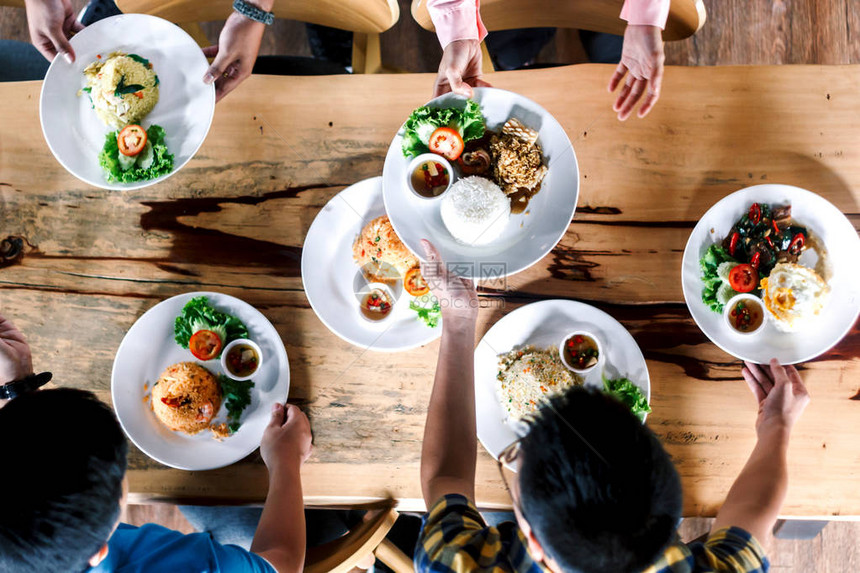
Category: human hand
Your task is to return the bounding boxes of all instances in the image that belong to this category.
[202,12,265,102]
[0,314,33,386]
[433,39,492,98]
[260,402,312,473]
[608,25,665,120]
[24,0,84,63]
[742,359,810,437]
[420,239,479,321]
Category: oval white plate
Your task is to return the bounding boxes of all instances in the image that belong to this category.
[383,87,578,279]
[112,292,289,470]
[302,177,442,351]
[475,299,650,460]
[40,14,215,190]
[681,184,860,364]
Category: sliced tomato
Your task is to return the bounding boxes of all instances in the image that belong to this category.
[404,267,430,296]
[189,329,222,361]
[428,127,465,161]
[728,264,758,293]
[117,124,147,156]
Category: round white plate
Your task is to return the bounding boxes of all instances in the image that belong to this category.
[474,299,650,460]
[301,177,443,352]
[681,184,860,364]
[40,14,215,190]
[382,87,578,280]
[112,292,290,470]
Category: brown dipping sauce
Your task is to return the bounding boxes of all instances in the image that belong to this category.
[728,299,765,333]
[360,288,393,321]
[411,160,450,198]
[562,334,599,370]
[226,343,259,378]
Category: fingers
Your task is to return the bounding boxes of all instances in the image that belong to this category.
[768,358,790,387]
[47,26,75,64]
[742,366,767,403]
[213,63,245,102]
[201,45,219,59]
[608,62,627,92]
[421,239,440,262]
[203,47,231,85]
[268,402,285,428]
[743,361,774,394]
[613,75,634,112]
[617,78,647,121]
[446,68,473,98]
[637,64,663,118]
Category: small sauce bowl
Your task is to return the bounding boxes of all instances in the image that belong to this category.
[723,294,767,336]
[356,282,396,324]
[559,331,602,375]
[221,338,263,381]
[406,153,453,200]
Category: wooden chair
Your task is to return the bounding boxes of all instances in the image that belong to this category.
[114,0,399,73]
[411,0,706,72]
[304,501,413,573]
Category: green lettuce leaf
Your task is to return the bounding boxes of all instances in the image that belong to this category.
[401,100,485,157]
[99,124,174,183]
[174,296,249,354]
[699,244,739,313]
[603,375,651,421]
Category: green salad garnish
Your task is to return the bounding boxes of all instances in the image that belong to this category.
[603,375,651,421]
[401,100,485,158]
[174,296,249,353]
[99,124,173,183]
[410,296,442,328]
[699,244,739,313]
[218,375,254,433]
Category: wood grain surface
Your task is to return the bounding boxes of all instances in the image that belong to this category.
[0,65,858,517]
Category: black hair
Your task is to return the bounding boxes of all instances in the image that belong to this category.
[0,388,128,573]
[518,386,681,573]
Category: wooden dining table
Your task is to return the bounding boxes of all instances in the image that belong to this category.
[0,64,858,518]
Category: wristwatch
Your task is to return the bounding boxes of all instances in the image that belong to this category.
[0,372,52,400]
[232,0,275,25]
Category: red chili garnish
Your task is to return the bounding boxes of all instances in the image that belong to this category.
[771,219,781,236]
[788,233,805,254]
[729,232,740,256]
[765,236,774,250]
[133,91,144,99]
[750,252,761,270]
[161,396,185,408]
[749,203,761,224]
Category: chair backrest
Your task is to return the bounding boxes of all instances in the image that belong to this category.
[0,0,25,7]
[115,0,399,34]
[411,0,706,42]
[304,502,404,573]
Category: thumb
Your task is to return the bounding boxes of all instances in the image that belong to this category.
[268,402,284,427]
[48,29,75,64]
[421,239,439,261]
[203,46,229,84]
[446,69,473,98]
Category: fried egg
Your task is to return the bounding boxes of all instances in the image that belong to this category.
[760,263,829,331]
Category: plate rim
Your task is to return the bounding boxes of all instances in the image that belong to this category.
[680,183,860,364]
[38,13,216,191]
[382,86,579,279]
[301,176,443,352]
[474,298,651,461]
[110,290,290,470]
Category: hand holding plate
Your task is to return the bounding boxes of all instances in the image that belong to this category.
[24,0,84,63]
[742,359,810,437]
[433,39,492,99]
[0,314,33,388]
[261,403,313,472]
[202,12,265,102]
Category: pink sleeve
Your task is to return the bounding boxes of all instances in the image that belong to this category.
[619,0,671,29]
[426,0,488,49]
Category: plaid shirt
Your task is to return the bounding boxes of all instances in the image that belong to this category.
[415,495,770,573]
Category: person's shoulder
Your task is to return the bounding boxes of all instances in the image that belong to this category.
[108,523,275,573]
[643,527,769,573]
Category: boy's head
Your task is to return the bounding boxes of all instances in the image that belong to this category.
[516,387,681,573]
[0,388,128,573]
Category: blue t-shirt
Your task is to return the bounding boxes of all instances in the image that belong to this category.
[89,523,275,573]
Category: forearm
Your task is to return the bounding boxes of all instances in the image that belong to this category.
[420,314,477,506]
[712,425,791,542]
[251,464,306,573]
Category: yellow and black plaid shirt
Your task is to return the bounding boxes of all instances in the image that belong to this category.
[415,495,770,573]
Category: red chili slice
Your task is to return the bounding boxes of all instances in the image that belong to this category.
[749,203,762,224]
[788,233,805,254]
[729,232,740,257]
[750,252,761,270]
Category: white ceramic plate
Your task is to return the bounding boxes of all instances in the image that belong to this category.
[681,184,860,364]
[112,292,289,470]
[474,299,650,460]
[40,14,215,190]
[382,88,578,280]
[302,177,443,351]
